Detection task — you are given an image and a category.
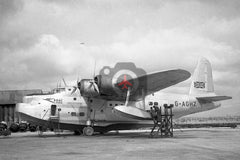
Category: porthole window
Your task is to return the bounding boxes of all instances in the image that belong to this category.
[79,112,85,116]
[73,98,77,101]
[71,112,76,116]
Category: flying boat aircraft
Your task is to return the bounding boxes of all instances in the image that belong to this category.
[16,58,231,136]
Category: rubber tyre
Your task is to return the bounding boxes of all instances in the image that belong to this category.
[83,127,94,136]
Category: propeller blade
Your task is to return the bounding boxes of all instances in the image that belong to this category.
[62,78,67,87]
[71,86,77,95]
[87,80,100,93]
[93,82,99,93]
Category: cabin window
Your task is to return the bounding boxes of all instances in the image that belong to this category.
[101,109,104,113]
[79,112,85,116]
[68,88,71,91]
[51,105,57,116]
[109,104,112,106]
[71,112,77,116]
[154,102,158,106]
[149,102,153,105]
[115,104,118,106]
[73,98,77,101]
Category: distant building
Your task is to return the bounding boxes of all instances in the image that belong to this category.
[0,89,42,124]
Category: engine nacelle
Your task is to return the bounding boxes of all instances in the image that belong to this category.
[78,62,146,99]
[78,79,100,97]
[94,75,116,96]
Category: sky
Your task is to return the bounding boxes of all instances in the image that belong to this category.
[0,0,239,115]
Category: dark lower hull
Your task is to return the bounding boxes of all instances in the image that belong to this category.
[18,112,153,133]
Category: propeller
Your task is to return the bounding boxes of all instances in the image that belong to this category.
[70,76,81,95]
[71,86,77,95]
[88,79,99,93]
[76,75,80,89]
[62,77,67,87]
[87,60,100,94]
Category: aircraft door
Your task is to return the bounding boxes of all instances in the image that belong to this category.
[51,105,57,116]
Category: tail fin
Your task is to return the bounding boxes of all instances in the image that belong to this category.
[189,57,214,96]
[189,57,231,102]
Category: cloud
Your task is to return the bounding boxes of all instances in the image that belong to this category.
[0,0,23,24]
[0,34,98,89]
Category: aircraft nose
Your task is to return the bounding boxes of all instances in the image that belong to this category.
[15,103,22,113]
[16,103,35,116]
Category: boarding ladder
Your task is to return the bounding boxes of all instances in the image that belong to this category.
[149,104,173,138]
[38,105,61,136]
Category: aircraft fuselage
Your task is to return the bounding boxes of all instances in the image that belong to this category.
[16,92,220,132]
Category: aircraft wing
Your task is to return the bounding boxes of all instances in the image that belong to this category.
[94,69,191,101]
[138,69,191,96]
[108,69,190,100]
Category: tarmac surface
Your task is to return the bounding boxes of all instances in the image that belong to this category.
[0,128,240,160]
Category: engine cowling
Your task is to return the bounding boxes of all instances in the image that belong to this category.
[78,79,100,97]
[94,75,116,96]
[78,75,138,99]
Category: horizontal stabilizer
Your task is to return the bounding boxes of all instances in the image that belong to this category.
[196,96,232,103]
